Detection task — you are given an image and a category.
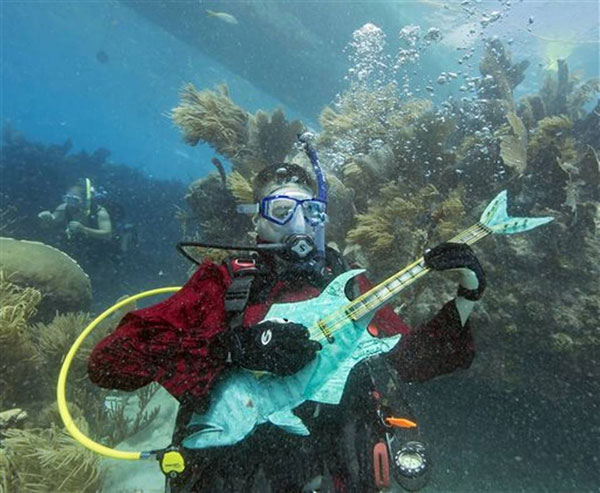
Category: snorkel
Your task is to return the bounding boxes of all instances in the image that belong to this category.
[298,132,328,261]
[84,177,93,216]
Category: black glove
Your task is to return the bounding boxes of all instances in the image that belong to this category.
[228,320,322,376]
[424,242,486,301]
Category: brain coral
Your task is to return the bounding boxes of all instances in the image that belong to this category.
[0,237,92,319]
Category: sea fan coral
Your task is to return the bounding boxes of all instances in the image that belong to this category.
[246,108,304,172]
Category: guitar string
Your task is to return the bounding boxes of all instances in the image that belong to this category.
[309,223,490,343]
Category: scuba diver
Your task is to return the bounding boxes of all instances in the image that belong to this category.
[87,141,486,491]
[38,178,113,243]
[39,178,138,306]
[38,178,137,254]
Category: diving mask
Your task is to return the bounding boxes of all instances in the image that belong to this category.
[238,195,327,227]
[63,193,83,207]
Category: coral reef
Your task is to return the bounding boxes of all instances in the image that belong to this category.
[0,273,163,492]
[498,112,527,176]
[171,84,303,176]
[0,423,101,492]
[171,84,249,159]
[182,173,253,244]
[0,238,92,321]
[0,273,41,408]
[0,130,188,305]
[478,38,530,108]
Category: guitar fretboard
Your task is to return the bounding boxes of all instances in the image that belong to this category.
[314,222,491,342]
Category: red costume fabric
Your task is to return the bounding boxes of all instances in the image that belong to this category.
[88,260,475,405]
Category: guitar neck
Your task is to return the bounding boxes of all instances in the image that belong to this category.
[343,222,492,323]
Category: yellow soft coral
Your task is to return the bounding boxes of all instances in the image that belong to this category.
[0,423,101,493]
[227,171,255,203]
[170,83,249,160]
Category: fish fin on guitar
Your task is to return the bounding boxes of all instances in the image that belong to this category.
[268,410,310,436]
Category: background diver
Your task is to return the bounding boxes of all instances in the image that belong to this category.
[38,178,113,243]
[38,177,138,254]
[88,157,486,491]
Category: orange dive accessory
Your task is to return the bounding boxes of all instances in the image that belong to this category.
[385,417,418,428]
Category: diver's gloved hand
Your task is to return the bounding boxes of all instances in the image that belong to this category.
[424,242,486,301]
[229,320,322,375]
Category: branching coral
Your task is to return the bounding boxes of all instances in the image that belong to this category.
[99,384,161,446]
[183,173,252,243]
[538,58,600,121]
[429,187,468,243]
[171,84,304,182]
[0,423,101,492]
[517,94,546,129]
[0,271,167,491]
[31,312,94,395]
[0,273,41,407]
[226,171,255,203]
[342,144,394,206]
[527,115,576,196]
[525,116,578,213]
[245,108,304,173]
[318,85,428,155]
[346,183,440,273]
[568,78,600,120]
[170,84,249,160]
[478,38,530,106]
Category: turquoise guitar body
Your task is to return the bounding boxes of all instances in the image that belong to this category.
[183,269,402,449]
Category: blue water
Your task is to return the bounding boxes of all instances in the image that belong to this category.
[3,1,598,180]
[2,1,308,180]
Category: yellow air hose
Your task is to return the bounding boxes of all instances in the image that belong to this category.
[57,286,181,460]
